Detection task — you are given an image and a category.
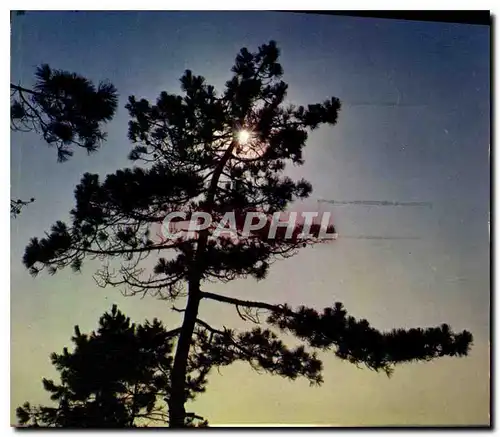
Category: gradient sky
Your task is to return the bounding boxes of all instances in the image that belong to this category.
[10,11,490,426]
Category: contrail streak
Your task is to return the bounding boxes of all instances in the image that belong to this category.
[318,199,433,208]
[339,235,421,240]
[343,101,426,108]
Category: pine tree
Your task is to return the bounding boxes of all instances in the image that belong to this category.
[23,41,473,427]
[11,64,118,162]
[16,305,208,427]
[10,62,118,216]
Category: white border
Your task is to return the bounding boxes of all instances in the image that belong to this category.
[4,5,494,436]
[2,1,499,9]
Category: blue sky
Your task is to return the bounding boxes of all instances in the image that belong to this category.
[11,12,490,425]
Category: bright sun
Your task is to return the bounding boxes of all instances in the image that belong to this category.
[238,129,251,144]
[233,128,267,160]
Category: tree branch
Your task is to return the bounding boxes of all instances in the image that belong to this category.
[200,291,286,313]
[10,83,43,97]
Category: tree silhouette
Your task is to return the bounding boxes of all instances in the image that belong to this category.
[11,64,118,162]
[16,305,208,428]
[23,41,473,427]
[10,62,118,216]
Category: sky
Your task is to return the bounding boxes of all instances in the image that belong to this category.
[10,11,490,426]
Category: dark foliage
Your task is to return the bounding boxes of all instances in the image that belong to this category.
[267,302,472,376]
[10,63,118,218]
[11,64,118,162]
[23,41,473,427]
[11,197,35,218]
[16,305,208,428]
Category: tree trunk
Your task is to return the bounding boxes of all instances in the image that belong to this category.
[168,282,201,427]
[168,139,236,427]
